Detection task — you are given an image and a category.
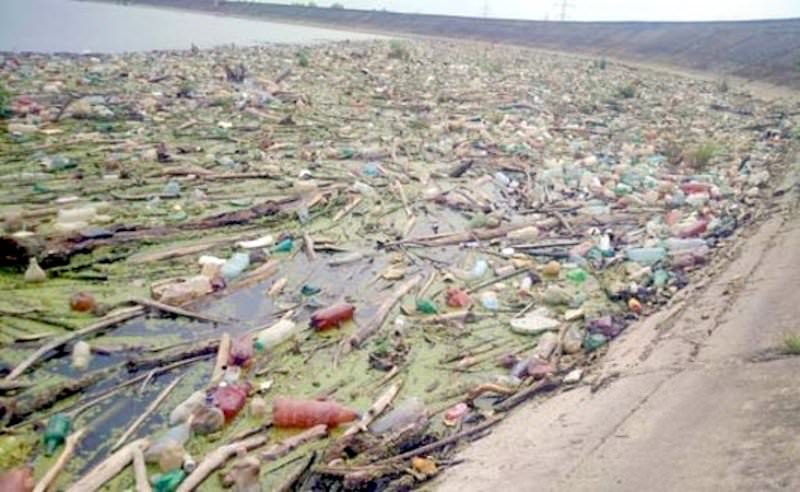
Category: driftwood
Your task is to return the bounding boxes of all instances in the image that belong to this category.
[175,434,267,492]
[127,339,218,372]
[66,438,149,492]
[209,333,231,385]
[111,374,185,451]
[4,306,144,381]
[275,452,317,492]
[333,196,362,222]
[393,220,540,248]
[229,259,279,290]
[261,424,328,461]
[342,381,402,439]
[131,443,152,492]
[133,297,227,324]
[33,427,87,492]
[5,363,125,422]
[347,274,422,349]
[302,232,317,261]
[493,376,561,412]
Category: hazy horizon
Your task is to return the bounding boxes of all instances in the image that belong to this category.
[266,0,800,22]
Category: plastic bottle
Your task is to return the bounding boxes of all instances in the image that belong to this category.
[663,237,706,251]
[42,414,71,455]
[222,366,242,384]
[229,335,254,367]
[598,234,614,256]
[237,235,274,249]
[163,180,181,197]
[169,390,206,425]
[69,292,96,312]
[271,238,293,253]
[562,325,583,354]
[653,269,669,288]
[24,258,46,283]
[566,268,587,284]
[415,298,439,314]
[71,341,91,370]
[583,333,608,352]
[369,397,426,434]
[309,303,355,330]
[250,397,268,419]
[254,319,299,351]
[227,456,261,492]
[157,441,185,472]
[445,288,472,308]
[469,258,489,279]
[157,276,212,305]
[272,398,358,428]
[221,252,250,281]
[151,469,185,492]
[624,247,666,266]
[480,291,499,310]
[212,383,251,422]
[190,405,224,435]
[57,206,97,223]
[494,171,511,187]
[145,422,191,462]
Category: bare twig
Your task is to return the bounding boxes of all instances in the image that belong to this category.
[131,443,152,492]
[34,427,87,492]
[66,438,149,492]
[176,435,267,492]
[347,274,423,349]
[261,424,328,461]
[210,333,231,386]
[342,381,402,438]
[133,297,227,324]
[111,374,185,451]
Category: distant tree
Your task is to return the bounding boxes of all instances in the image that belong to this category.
[330,2,344,8]
[306,1,317,7]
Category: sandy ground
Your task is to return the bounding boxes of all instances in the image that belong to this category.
[438,149,800,491]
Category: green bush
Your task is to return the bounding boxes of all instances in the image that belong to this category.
[330,2,344,8]
[0,82,11,119]
[388,40,410,61]
[617,84,636,99]
[296,49,310,67]
[687,141,718,169]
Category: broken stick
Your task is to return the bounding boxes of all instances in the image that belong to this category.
[33,427,87,492]
[111,373,185,451]
[133,297,227,324]
[175,434,267,492]
[342,380,402,438]
[261,424,328,461]
[347,274,422,349]
[66,438,149,492]
[5,306,144,381]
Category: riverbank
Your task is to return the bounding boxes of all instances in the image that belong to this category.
[85,0,800,90]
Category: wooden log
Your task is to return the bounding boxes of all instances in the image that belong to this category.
[66,438,149,492]
[347,274,422,349]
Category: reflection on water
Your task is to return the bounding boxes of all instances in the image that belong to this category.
[0,0,381,53]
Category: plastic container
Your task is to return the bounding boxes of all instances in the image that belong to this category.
[254,319,299,351]
[0,466,34,492]
[469,259,488,279]
[480,291,499,310]
[71,341,91,370]
[624,247,666,266]
[212,383,250,422]
[69,292,96,312]
[229,335,254,367]
[415,298,439,314]
[151,469,185,492]
[146,422,191,462]
[57,206,97,223]
[272,398,358,428]
[190,405,224,435]
[271,238,294,253]
[156,276,212,306]
[169,391,205,425]
[24,258,46,283]
[663,238,706,251]
[221,252,250,281]
[369,397,425,434]
[42,414,71,455]
[309,303,355,330]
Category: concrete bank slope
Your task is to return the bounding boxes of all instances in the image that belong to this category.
[438,153,800,491]
[104,0,799,89]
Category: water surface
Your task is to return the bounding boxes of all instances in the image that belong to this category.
[0,0,381,53]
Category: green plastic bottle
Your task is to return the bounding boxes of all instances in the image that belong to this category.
[151,469,186,492]
[271,238,293,253]
[583,333,608,352]
[415,298,438,314]
[566,268,588,284]
[42,414,71,455]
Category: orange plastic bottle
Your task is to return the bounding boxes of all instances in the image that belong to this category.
[309,303,355,331]
[272,397,358,428]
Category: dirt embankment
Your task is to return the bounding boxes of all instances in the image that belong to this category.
[104,0,800,89]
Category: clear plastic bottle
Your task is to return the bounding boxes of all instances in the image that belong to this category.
[169,391,205,425]
[145,422,191,462]
[254,319,299,351]
[71,341,91,370]
[221,253,250,281]
[369,397,425,434]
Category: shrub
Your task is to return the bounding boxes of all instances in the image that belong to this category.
[686,141,718,169]
[388,40,410,61]
[617,84,636,99]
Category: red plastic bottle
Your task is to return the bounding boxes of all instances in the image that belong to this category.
[228,335,254,367]
[212,383,251,422]
[309,303,355,331]
[272,397,358,428]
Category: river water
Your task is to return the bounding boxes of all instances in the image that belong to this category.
[0,0,381,53]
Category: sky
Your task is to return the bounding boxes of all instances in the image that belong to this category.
[268,0,800,22]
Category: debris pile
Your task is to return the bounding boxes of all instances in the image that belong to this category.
[0,39,795,490]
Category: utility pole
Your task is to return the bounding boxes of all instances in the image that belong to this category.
[554,0,574,21]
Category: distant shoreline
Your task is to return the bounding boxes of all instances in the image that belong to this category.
[80,0,800,92]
